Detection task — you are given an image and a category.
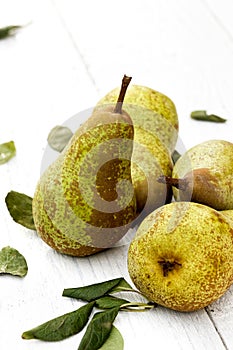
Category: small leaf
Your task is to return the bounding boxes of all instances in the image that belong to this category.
[0,246,28,277]
[172,150,181,164]
[0,25,22,40]
[110,278,134,293]
[98,325,124,350]
[47,125,73,152]
[95,296,129,309]
[190,110,226,123]
[63,278,126,302]
[0,141,16,164]
[5,191,35,230]
[78,307,120,350]
[22,301,95,341]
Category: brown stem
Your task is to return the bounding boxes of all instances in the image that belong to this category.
[114,75,132,114]
[157,175,188,191]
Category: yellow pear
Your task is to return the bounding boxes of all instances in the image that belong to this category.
[32,76,137,256]
[96,85,175,215]
[97,84,179,152]
[128,201,233,311]
[159,140,233,210]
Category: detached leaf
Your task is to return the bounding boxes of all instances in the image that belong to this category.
[47,125,73,152]
[95,296,129,309]
[191,110,226,123]
[98,326,124,350]
[63,278,126,302]
[22,301,95,341]
[0,25,22,40]
[110,278,134,293]
[172,150,181,164]
[5,191,35,230]
[0,246,28,277]
[0,141,16,164]
[78,307,120,350]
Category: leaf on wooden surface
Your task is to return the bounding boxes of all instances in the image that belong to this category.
[0,246,28,277]
[110,278,134,293]
[190,110,226,123]
[98,325,124,350]
[5,191,35,230]
[62,278,127,302]
[22,301,95,341]
[78,307,120,350]
[0,25,23,40]
[0,141,16,164]
[95,296,129,309]
[47,125,73,152]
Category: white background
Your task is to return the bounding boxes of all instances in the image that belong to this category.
[0,0,233,349]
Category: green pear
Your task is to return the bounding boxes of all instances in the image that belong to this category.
[96,85,175,215]
[32,75,137,256]
[159,140,233,210]
[130,127,173,216]
[128,201,233,312]
[97,84,179,152]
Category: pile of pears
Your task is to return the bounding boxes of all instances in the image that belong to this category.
[32,75,233,312]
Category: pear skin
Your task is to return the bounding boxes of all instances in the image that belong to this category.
[220,209,233,226]
[172,140,233,210]
[33,76,137,256]
[96,84,179,152]
[128,202,233,311]
[96,85,175,215]
[131,126,172,216]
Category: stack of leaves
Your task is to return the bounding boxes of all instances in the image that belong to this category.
[22,277,156,349]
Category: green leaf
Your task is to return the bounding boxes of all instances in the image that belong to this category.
[0,141,16,164]
[5,191,35,230]
[190,110,226,123]
[22,301,95,341]
[95,296,129,309]
[47,125,73,152]
[0,25,22,40]
[0,246,28,277]
[98,325,124,350]
[63,278,126,302]
[110,278,134,293]
[78,307,120,350]
[172,150,181,164]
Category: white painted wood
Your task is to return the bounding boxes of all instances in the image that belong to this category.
[0,0,232,349]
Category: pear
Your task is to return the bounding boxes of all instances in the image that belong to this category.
[130,128,173,216]
[220,209,233,226]
[32,75,137,256]
[96,85,175,215]
[159,139,233,210]
[96,84,179,152]
[128,201,233,312]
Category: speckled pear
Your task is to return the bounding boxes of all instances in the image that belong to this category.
[97,84,179,152]
[169,140,233,210]
[220,209,233,226]
[128,202,233,311]
[32,75,137,256]
[96,85,175,215]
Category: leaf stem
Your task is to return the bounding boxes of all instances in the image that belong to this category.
[120,301,157,312]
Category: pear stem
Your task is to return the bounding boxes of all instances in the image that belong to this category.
[113,75,132,114]
[157,175,188,191]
